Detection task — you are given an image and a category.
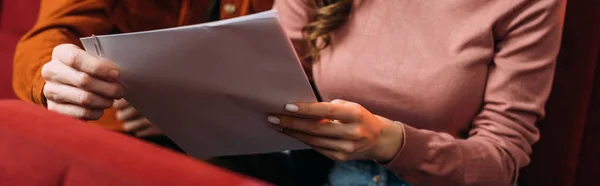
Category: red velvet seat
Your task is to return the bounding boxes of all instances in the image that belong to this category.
[0,0,40,99]
[0,100,270,186]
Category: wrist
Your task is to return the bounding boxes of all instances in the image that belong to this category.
[372,116,405,164]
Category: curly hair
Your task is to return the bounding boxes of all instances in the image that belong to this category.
[301,0,353,61]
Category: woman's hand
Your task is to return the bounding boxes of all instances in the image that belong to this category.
[268,99,404,163]
[114,99,163,137]
[41,44,124,120]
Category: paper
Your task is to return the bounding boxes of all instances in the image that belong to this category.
[80,10,314,158]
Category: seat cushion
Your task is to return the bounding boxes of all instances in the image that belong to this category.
[0,30,20,99]
[0,0,3,25]
[0,100,271,186]
[0,0,39,99]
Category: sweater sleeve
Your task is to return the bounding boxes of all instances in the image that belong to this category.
[383,1,566,185]
[13,0,115,105]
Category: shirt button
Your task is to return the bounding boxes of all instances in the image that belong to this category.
[223,3,237,14]
[372,175,381,183]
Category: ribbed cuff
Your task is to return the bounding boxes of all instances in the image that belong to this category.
[379,124,434,184]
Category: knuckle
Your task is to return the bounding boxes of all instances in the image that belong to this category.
[78,92,94,106]
[304,105,312,114]
[43,83,64,103]
[54,43,74,51]
[54,44,79,66]
[41,62,53,79]
[52,44,66,57]
[80,109,101,120]
[76,73,92,88]
[43,85,57,101]
[66,47,81,66]
[308,124,321,134]
[348,104,364,120]
[46,101,58,111]
[113,99,129,108]
[341,145,355,154]
[81,109,96,119]
[42,83,52,95]
[349,127,363,139]
[109,84,124,98]
[350,105,363,116]
[78,109,91,118]
[115,110,124,120]
[142,118,152,125]
[348,102,361,107]
[88,61,102,74]
[100,98,114,108]
[332,153,349,161]
[325,106,337,118]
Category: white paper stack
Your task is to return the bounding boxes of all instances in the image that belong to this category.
[80,10,314,158]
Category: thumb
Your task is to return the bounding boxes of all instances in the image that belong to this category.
[330,99,351,105]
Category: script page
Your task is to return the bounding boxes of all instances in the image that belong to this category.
[81,11,314,158]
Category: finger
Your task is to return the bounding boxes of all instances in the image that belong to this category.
[313,147,353,161]
[116,106,141,121]
[269,115,361,140]
[47,101,104,120]
[123,118,152,132]
[284,100,362,122]
[135,126,163,137]
[282,128,356,154]
[113,99,130,109]
[44,82,114,109]
[52,44,119,81]
[42,60,124,99]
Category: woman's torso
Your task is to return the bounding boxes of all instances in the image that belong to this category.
[313,0,511,137]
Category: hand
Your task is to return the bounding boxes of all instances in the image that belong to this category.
[114,99,163,137]
[41,44,124,120]
[268,99,404,163]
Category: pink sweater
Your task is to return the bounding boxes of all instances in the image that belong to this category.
[274,0,566,185]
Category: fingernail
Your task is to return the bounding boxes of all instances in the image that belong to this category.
[108,69,119,80]
[267,116,280,125]
[285,104,299,112]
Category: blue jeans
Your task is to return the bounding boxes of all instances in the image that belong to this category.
[328,160,412,186]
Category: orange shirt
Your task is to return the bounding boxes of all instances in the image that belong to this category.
[13,0,274,130]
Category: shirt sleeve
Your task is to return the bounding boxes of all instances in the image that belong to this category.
[13,0,115,105]
[383,1,566,185]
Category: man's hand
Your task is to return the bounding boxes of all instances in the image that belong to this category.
[42,44,124,120]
